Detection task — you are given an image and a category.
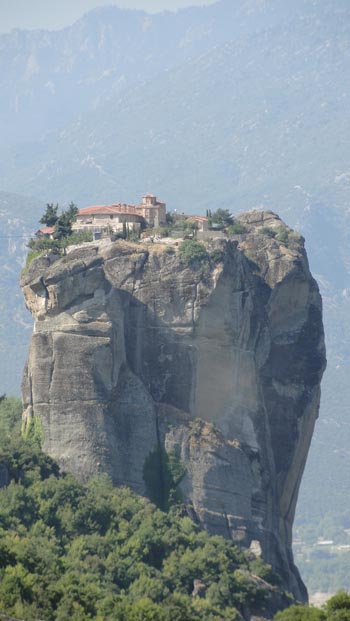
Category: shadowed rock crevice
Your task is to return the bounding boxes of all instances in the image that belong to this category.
[20,211,326,602]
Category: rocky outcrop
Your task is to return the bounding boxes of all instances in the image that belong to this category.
[21,211,326,602]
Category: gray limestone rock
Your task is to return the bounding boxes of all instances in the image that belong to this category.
[21,211,326,602]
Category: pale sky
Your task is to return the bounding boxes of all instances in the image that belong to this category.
[0,0,217,33]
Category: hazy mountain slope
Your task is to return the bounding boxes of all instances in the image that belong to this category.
[0,0,311,147]
[1,0,342,147]
[0,193,44,396]
[1,0,349,211]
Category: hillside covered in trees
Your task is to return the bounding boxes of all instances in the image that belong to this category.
[0,396,292,621]
[1,396,350,621]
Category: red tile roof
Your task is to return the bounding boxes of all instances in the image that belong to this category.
[188,216,208,222]
[78,204,139,216]
[38,226,55,234]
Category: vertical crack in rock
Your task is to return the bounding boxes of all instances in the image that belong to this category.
[48,346,55,400]
[20,214,326,602]
[40,276,49,300]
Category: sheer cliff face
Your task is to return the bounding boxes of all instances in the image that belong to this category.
[21,211,325,601]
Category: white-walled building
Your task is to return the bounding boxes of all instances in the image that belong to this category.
[73,204,144,236]
[73,195,167,236]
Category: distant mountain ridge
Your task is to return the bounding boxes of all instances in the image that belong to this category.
[1,0,345,147]
[1,0,350,211]
[0,0,248,146]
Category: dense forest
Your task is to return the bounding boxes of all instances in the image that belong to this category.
[0,396,286,621]
[1,396,349,621]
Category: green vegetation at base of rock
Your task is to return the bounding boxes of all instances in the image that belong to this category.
[275,605,325,620]
[143,448,186,512]
[274,592,350,620]
[0,397,286,621]
[21,414,44,447]
[0,396,22,436]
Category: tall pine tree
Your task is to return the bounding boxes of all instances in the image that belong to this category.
[40,203,59,227]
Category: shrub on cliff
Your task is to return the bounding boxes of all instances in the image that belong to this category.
[59,230,93,248]
[179,240,208,268]
[275,227,289,245]
[260,226,289,245]
[0,396,282,621]
[260,227,276,238]
[227,222,247,236]
[24,230,93,271]
[210,248,225,264]
[26,236,61,255]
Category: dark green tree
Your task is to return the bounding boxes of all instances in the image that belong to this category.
[54,212,73,240]
[274,606,326,620]
[66,202,79,222]
[39,203,59,227]
[325,592,350,620]
[211,209,232,227]
[166,212,175,226]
